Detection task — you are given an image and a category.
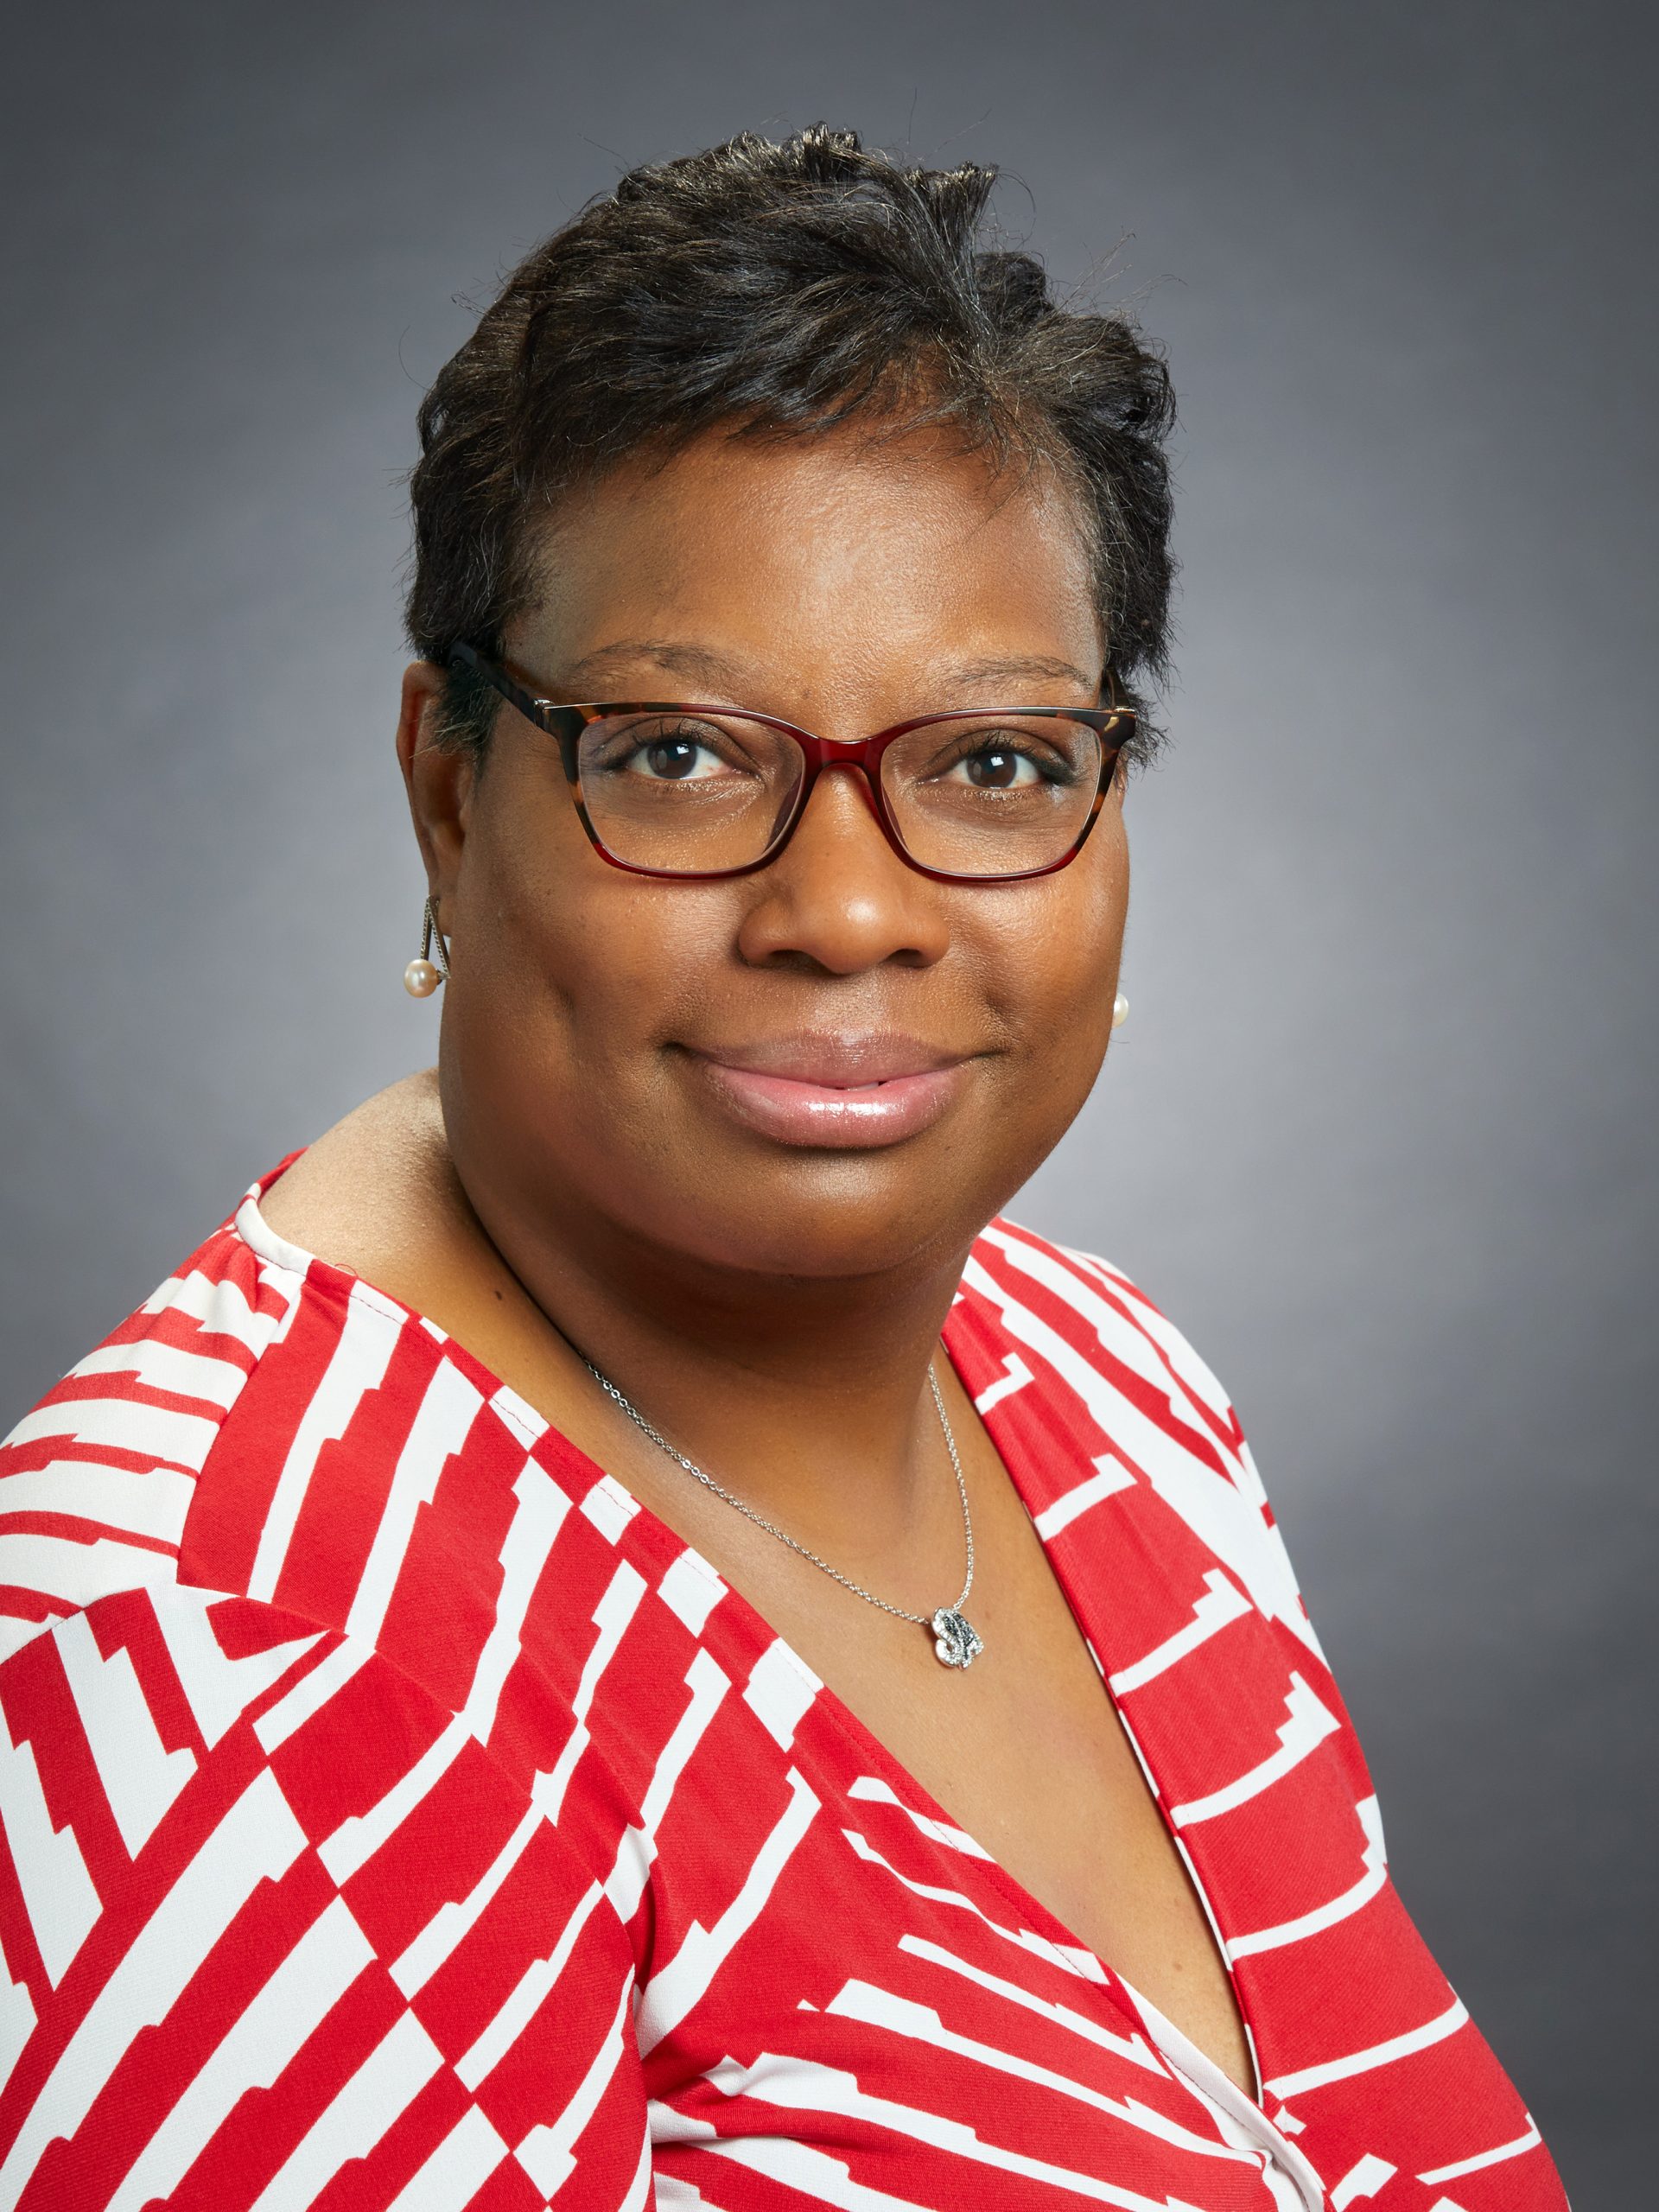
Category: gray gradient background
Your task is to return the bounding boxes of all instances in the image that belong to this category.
[2,1,1653,2197]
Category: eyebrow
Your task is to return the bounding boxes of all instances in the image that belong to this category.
[946,653,1101,692]
[555,640,1102,699]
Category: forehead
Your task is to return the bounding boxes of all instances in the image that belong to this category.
[511,421,1103,700]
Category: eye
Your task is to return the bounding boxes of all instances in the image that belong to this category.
[621,722,743,781]
[949,744,1045,790]
[638,737,711,779]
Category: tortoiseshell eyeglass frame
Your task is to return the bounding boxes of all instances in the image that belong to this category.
[448,641,1136,885]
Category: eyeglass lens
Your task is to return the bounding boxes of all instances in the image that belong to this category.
[575,711,1107,876]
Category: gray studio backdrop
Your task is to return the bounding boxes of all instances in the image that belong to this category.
[3,0,1653,2196]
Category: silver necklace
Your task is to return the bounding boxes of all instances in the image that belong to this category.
[584,1358,985,1669]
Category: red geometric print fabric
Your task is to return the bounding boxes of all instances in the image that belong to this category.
[0,1162,1568,2212]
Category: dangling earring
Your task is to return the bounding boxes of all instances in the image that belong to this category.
[1112,991,1129,1029]
[404,897,449,998]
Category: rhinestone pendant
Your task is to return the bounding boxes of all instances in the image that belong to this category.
[931,1608,984,1669]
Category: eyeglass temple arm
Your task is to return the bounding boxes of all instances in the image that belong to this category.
[448,642,584,754]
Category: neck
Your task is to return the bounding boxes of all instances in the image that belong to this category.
[442,1128,976,1556]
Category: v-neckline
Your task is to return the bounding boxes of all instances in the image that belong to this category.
[234,1164,1269,2120]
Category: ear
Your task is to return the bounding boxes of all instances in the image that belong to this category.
[397,661,479,903]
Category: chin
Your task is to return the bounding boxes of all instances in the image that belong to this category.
[649,1154,995,1283]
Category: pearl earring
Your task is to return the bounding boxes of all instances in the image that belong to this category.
[1112,992,1129,1029]
[404,898,449,998]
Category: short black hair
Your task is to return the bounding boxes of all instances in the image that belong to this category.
[406,125,1177,764]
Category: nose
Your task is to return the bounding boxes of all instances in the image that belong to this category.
[734,764,951,975]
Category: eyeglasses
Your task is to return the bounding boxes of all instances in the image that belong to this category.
[448,643,1135,884]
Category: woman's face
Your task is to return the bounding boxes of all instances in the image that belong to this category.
[407,421,1129,1285]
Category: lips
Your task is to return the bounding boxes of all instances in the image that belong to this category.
[686,1033,972,1149]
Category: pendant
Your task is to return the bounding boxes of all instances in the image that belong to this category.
[931,1608,984,1669]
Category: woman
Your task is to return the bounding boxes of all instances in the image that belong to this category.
[0,130,1566,2210]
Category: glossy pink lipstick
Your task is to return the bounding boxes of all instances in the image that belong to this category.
[688,1033,970,1149]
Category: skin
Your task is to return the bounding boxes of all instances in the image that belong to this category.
[263,420,1256,2094]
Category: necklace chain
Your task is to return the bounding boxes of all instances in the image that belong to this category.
[582,1359,976,1629]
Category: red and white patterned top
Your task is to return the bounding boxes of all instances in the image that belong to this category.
[0,1160,1567,2212]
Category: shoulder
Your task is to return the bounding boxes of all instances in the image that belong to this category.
[252,1068,472,1318]
[957,1217,1325,1662]
[0,1178,308,1662]
[959,1215,1252,1460]
[0,1164,626,1727]
[0,1177,653,2175]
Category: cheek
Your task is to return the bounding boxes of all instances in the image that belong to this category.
[457,774,735,1065]
[979,819,1128,1046]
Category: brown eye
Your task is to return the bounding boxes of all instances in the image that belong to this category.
[613,723,743,783]
[961,747,1038,789]
[645,738,704,779]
